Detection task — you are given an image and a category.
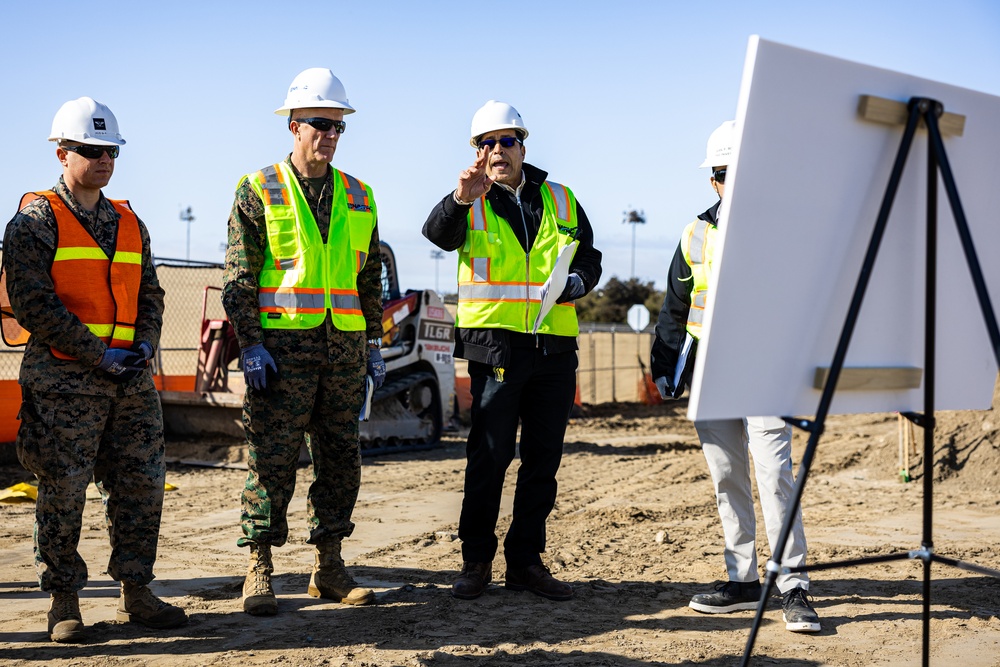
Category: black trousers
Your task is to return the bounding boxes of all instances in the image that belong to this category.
[460,347,578,568]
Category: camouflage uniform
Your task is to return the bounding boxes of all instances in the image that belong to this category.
[222,155,383,548]
[2,177,166,593]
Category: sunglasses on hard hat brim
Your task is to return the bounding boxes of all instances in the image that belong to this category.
[292,117,347,134]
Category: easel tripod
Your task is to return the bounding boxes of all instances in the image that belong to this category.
[740,97,1000,667]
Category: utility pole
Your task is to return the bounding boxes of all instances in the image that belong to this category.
[430,249,444,293]
[180,206,195,261]
[622,208,646,279]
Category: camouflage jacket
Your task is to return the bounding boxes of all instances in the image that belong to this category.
[222,155,383,367]
[1,177,165,396]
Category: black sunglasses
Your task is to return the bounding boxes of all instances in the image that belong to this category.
[293,117,347,134]
[712,168,727,184]
[477,136,520,151]
[63,144,119,159]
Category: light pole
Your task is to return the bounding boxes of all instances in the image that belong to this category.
[180,206,195,261]
[430,249,444,293]
[622,208,646,279]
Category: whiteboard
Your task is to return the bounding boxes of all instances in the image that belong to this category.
[688,36,1000,420]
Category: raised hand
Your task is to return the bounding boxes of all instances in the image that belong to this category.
[455,148,494,203]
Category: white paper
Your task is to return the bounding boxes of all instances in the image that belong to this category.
[358,375,375,422]
[672,333,694,396]
[532,241,579,334]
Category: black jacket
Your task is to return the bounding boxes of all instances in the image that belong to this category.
[422,162,602,366]
[650,200,721,381]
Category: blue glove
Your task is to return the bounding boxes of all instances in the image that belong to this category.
[556,273,586,303]
[112,341,155,383]
[367,348,386,390]
[136,341,154,361]
[97,347,146,383]
[241,343,278,392]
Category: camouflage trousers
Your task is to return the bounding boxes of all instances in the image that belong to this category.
[238,361,365,549]
[15,385,166,593]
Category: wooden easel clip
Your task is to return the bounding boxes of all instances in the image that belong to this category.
[858,95,965,136]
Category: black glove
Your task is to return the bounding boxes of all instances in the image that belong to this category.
[556,273,586,304]
[367,348,386,390]
[97,348,146,384]
[241,343,278,393]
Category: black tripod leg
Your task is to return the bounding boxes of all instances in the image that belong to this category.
[925,107,1000,367]
[921,103,939,667]
[920,102,1000,667]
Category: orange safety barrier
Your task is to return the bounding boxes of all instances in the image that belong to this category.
[0,379,20,443]
[153,374,196,392]
[455,375,472,416]
[638,372,663,405]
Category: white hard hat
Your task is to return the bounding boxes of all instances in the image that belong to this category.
[469,100,528,147]
[274,68,355,116]
[48,96,125,146]
[700,120,735,168]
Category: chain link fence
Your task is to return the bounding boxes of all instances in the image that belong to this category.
[153,258,225,377]
[577,324,657,404]
[0,248,22,381]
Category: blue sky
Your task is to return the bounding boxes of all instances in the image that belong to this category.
[2,0,998,294]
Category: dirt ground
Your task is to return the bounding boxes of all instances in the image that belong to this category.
[2,385,1000,667]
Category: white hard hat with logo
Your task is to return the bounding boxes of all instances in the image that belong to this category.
[275,68,355,116]
[700,120,735,168]
[48,97,125,146]
[469,100,529,147]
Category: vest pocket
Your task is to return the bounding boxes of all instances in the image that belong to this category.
[264,209,309,263]
[347,211,373,270]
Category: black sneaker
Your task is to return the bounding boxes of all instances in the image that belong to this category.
[782,586,821,632]
[689,580,762,613]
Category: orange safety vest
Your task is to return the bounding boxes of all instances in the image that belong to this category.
[18,191,143,360]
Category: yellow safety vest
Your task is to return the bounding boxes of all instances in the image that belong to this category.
[456,181,579,336]
[680,217,717,340]
[244,162,376,331]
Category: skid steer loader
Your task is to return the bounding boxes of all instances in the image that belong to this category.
[159,242,456,455]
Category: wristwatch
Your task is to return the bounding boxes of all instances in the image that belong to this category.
[367,338,382,349]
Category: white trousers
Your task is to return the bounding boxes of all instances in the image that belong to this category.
[694,416,809,593]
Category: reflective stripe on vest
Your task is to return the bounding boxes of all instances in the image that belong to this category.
[22,191,143,360]
[457,283,544,301]
[245,163,376,331]
[681,218,716,340]
[455,180,580,336]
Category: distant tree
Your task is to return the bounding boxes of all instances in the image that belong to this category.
[576,276,664,324]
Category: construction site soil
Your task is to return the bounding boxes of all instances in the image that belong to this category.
[2,383,999,666]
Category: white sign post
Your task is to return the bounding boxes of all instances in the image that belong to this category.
[626,304,650,333]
